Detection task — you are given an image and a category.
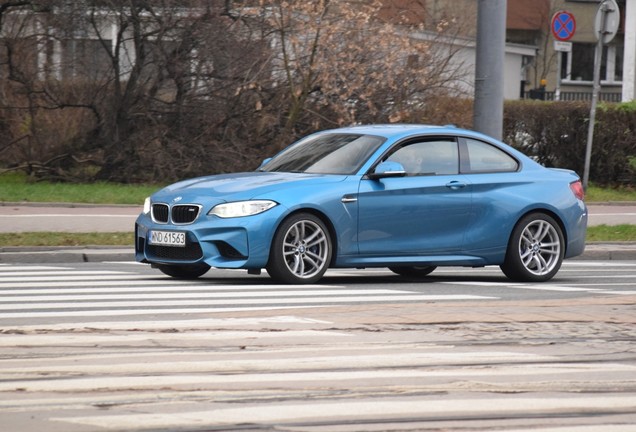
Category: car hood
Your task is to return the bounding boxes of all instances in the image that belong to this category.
[152,171,348,204]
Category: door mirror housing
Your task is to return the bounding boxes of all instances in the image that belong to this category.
[367,161,407,180]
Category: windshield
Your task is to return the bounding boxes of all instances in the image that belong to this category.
[260,133,386,175]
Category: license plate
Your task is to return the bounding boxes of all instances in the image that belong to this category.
[149,230,186,247]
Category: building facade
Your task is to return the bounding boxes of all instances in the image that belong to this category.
[507,0,635,102]
[3,1,633,102]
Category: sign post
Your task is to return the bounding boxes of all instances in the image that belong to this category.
[551,11,576,101]
[583,0,620,190]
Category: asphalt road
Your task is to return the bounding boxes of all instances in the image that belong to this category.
[1,261,635,431]
[0,202,635,232]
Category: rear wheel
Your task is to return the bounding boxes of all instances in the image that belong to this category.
[500,213,564,282]
[155,263,210,279]
[389,266,437,278]
[267,213,332,284]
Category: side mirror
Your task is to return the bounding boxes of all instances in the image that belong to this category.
[367,161,406,180]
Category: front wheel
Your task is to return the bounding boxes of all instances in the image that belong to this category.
[266,213,332,284]
[500,213,564,282]
[155,263,210,279]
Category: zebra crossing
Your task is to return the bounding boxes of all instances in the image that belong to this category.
[0,264,496,321]
[1,262,635,322]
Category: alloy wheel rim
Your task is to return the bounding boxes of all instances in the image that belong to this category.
[282,220,329,279]
[518,220,561,276]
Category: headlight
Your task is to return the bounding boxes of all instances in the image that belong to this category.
[209,200,277,218]
[143,197,151,214]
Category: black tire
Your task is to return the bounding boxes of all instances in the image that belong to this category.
[389,266,437,278]
[155,263,210,279]
[267,213,332,284]
[500,213,565,282]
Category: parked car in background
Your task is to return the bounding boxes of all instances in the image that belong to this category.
[135,124,587,283]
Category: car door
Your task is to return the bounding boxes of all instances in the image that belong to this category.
[356,137,473,256]
[457,136,523,252]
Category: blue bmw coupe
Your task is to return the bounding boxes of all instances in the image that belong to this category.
[135,125,587,283]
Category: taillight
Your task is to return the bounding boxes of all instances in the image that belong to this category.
[570,180,585,201]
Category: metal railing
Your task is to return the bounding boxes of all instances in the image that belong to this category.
[525,90,622,103]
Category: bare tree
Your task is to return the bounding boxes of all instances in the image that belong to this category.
[256,0,471,146]
[0,0,268,180]
[1,0,473,182]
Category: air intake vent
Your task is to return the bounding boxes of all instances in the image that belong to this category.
[147,242,203,261]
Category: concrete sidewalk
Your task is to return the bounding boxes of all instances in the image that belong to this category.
[0,203,141,233]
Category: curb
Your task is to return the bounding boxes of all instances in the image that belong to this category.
[572,242,636,261]
[0,248,135,264]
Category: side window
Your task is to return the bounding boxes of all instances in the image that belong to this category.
[462,138,519,173]
[387,140,459,176]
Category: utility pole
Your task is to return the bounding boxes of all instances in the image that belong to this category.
[583,0,620,190]
[623,0,636,102]
[473,0,507,140]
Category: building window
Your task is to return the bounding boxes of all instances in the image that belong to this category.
[560,42,623,84]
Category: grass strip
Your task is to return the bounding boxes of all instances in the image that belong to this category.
[0,173,160,205]
[586,186,636,202]
[585,224,636,242]
[0,232,134,247]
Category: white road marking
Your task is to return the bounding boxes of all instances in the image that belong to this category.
[0,265,74,271]
[0,284,346,294]
[0,294,494,311]
[444,282,604,292]
[602,290,636,295]
[0,305,312,318]
[2,315,332,331]
[6,361,593,392]
[52,396,636,429]
[0,270,133,277]
[0,289,416,302]
[0,330,351,348]
[0,280,341,289]
[0,274,155,282]
[563,261,636,267]
[16,355,630,376]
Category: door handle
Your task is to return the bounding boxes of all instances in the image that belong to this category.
[341,195,358,203]
[446,181,467,190]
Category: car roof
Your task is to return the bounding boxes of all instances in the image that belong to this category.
[322,124,496,142]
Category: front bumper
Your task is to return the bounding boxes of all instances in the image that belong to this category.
[565,201,588,259]
[135,206,286,269]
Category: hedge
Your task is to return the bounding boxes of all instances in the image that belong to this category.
[503,100,636,186]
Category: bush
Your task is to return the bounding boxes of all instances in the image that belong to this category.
[504,100,636,186]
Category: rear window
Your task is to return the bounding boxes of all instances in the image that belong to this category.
[462,138,519,173]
